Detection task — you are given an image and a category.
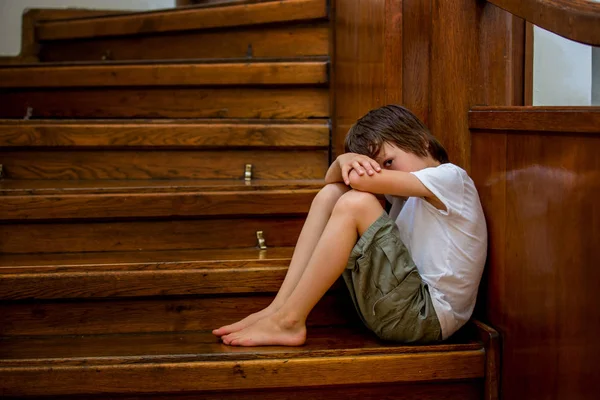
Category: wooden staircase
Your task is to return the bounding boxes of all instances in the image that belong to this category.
[0,0,498,398]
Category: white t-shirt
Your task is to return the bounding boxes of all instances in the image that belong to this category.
[385,163,487,339]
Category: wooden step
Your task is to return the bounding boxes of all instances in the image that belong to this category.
[37,0,328,41]
[40,22,330,62]
[0,87,329,119]
[0,119,330,148]
[0,247,297,300]
[1,216,306,254]
[0,60,329,88]
[0,327,487,397]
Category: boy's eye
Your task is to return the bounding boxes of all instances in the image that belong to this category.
[383,159,393,167]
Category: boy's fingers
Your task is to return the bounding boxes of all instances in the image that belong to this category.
[341,165,350,185]
[352,161,365,175]
[370,160,382,172]
[361,161,375,175]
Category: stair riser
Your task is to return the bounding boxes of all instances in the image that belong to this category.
[3,382,482,400]
[0,150,328,180]
[0,351,484,396]
[1,190,318,220]
[0,292,357,336]
[0,121,330,147]
[40,24,330,62]
[0,88,329,119]
[0,62,328,88]
[1,217,305,253]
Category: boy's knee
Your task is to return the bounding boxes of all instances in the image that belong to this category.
[313,183,349,207]
[333,190,380,215]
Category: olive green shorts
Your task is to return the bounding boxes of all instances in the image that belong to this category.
[342,212,442,343]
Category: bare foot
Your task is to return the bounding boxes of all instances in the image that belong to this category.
[221,312,306,347]
[212,305,278,337]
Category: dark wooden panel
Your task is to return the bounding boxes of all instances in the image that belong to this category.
[0,350,484,396]
[40,24,330,62]
[0,179,325,195]
[0,292,357,336]
[0,149,327,180]
[430,1,524,170]
[486,0,600,46]
[0,189,318,220]
[469,106,600,132]
[37,0,328,40]
[0,87,329,119]
[0,217,305,253]
[471,125,600,399]
[0,382,483,400]
[0,119,329,147]
[402,0,431,125]
[333,0,403,159]
[0,61,329,88]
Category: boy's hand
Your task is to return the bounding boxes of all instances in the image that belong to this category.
[337,153,381,185]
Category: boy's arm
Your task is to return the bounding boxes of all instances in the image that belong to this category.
[348,169,446,211]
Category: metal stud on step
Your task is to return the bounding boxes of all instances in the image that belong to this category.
[256,231,267,250]
[244,164,253,182]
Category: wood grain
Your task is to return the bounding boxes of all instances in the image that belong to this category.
[0,189,318,220]
[0,350,484,396]
[37,0,328,40]
[0,87,330,119]
[0,292,357,335]
[486,0,600,45]
[0,119,330,147]
[40,24,330,62]
[0,149,328,180]
[0,61,329,88]
[0,217,306,253]
[471,110,600,399]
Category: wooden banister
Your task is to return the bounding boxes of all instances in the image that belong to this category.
[486,0,600,45]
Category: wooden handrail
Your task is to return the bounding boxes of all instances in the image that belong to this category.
[487,0,600,45]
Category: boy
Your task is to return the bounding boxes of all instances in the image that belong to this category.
[213,105,487,346]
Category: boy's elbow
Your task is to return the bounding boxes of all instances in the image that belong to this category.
[348,170,365,190]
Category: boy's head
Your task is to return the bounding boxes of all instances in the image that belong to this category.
[344,105,449,167]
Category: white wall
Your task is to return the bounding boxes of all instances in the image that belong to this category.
[593,48,600,105]
[532,0,600,106]
[0,0,174,56]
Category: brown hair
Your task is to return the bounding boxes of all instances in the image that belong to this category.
[344,104,449,164]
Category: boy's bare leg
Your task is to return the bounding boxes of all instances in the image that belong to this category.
[221,190,384,346]
[212,183,350,337]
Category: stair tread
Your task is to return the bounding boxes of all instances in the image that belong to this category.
[0,60,328,88]
[0,247,301,299]
[0,179,325,195]
[37,0,328,41]
[0,326,483,367]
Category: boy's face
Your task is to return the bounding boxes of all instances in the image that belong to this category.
[375,142,439,173]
